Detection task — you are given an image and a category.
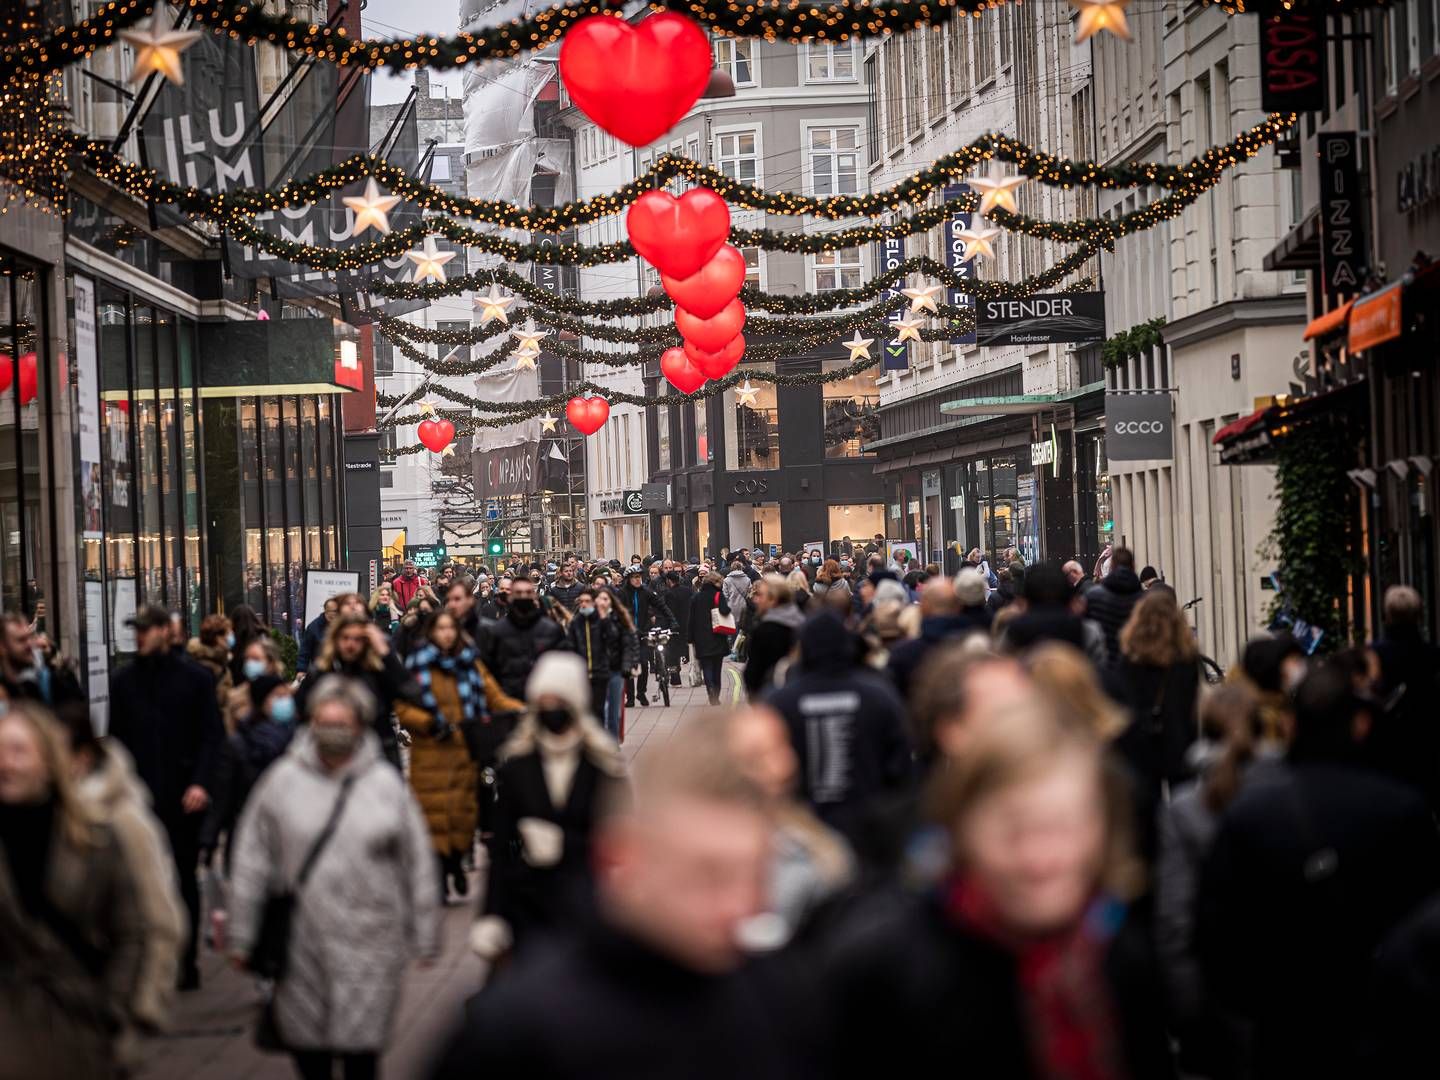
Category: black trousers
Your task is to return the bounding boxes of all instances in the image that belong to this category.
[165,812,203,980]
[293,1050,377,1080]
[698,654,724,705]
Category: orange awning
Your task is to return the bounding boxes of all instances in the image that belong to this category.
[1302,299,1354,341]
[1348,284,1404,353]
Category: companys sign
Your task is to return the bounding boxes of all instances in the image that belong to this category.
[875,237,910,370]
[942,184,977,345]
[976,291,1106,347]
[1105,392,1173,461]
[1319,133,1366,302]
[1260,14,1326,114]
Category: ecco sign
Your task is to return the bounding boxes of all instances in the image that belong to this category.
[1105,392,1173,461]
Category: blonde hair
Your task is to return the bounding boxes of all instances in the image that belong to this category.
[1120,590,1198,668]
[315,613,384,673]
[2,703,96,849]
[1024,642,1128,740]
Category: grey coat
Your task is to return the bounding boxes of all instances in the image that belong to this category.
[228,728,440,1052]
[723,569,752,625]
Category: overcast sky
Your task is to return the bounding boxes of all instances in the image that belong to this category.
[363,0,466,105]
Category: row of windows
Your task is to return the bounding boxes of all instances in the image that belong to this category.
[712,39,859,88]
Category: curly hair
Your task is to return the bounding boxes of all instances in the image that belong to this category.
[1119,590,1198,668]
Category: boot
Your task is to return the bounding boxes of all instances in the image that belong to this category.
[449,852,469,898]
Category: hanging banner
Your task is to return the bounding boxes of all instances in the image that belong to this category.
[942,184,977,345]
[1105,391,1174,461]
[976,291,1106,346]
[1319,132,1366,302]
[1260,13,1326,115]
[473,366,543,499]
[876,236,909,370]
[73,275,103,540]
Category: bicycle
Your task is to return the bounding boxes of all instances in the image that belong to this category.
[645,627,674,708]
[1182,597,1226,685]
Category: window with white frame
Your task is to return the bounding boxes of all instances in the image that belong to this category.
[714,39,755,86]
[812,247,863,291]
[739,245,763,288]
[686,135,700,162]
[805,41,857,81]
[808,127,860,195]
[715,130,759,184]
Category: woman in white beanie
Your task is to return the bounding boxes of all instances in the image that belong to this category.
[471,652,628,964]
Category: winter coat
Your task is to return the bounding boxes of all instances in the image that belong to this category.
[764,616,914,842]
[296,614,330,674]
[0,804,147,1080]
[185,639,245,733]
[1107,658,1202,791]
[659,582,694,649]
[478,609,569,701]
[689,582,734,659]
[722,568,752,625]
[1197,760,1440,1079]
[743,604,806,698]
[812,577,852,599]
[822,891,1175,1080]
[565,611,623,680]
[1367,625,1440,805]
[885,614,976,701]
[479,717,627,953]
[395,662,522,857]
[109,651,225,824]
[227,728,440,1052]
[76,742,187,1044]
[390,572,425,610]
[547,578,585,612]
[199,714,294,859]
[1370,891,1440,1075]
[294,651,420,769]
[619,582,675,633]
[1085,567,1144,667]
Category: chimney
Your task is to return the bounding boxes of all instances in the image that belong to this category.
[415,68,430,99]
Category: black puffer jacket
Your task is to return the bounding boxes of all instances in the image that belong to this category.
[479,609,568,700]
[660,581,694,650]
[1086,567,1144,667]
[547,578,586,612]
[565,611,623,679]
[619,582,675,633]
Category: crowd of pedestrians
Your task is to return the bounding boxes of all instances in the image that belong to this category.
[6,543,1440,1079]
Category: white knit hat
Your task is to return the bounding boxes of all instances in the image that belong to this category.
[524,651,590,715]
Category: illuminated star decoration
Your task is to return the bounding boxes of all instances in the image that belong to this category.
[342,178,402,237]
[900,284,944,314]
[405,236,456,283]
[120,7,203,85]
[514,352,537,370]
[475,284,517,326]
[843,330,874,362]
[894,315,925,344]
[970,173,1029,217]
[416,400,436,416]
[735,380,760,407]
[955,227,1002,262]
[539,414,558,433]
[441,445,455,457]
[1070,0,1131,42]
[511,322,550,368]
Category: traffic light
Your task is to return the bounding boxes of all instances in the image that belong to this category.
[486,536,505,557]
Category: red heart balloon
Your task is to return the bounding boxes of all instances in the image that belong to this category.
[660,347,706,394]
[566,395,610,436]
[684,334,745,380]
[627,188,730,280]
[417,417,455,453]
[662,245,747,319]
[559,13,712,148]
[675,298,746,354]
[19,353,38,406]
[0,354,11,395]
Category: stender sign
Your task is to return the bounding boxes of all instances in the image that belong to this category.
[976,291,1106,347]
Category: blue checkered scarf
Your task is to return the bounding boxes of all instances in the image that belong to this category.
[406,642,486,740]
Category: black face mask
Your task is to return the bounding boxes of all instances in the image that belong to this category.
[509,597,538,618]
[537,707,574,734]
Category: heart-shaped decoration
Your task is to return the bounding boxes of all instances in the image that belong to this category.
[559,12,712,148]
[566,395,610,436]
[675,298,746,354]
[0,352,37,405]
[417,417,455,453]
[661,244,747,319]
[627,188,730,280]
[684,334,745,380]
[660,347,707,394]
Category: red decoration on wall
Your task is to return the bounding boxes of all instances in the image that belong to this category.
[626,188,730,279]
[566,395,611,435]
[559,12,712,148]
[661,244,747,319]
[684,334,745,380]
[417,417,455,453]
[659,347,707,394]
[0,353,38,405]
[675,298,746,353]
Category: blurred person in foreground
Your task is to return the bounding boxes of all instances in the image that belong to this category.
[823,701,1171,1080]
[431,721,803,1079]
[229,677,439,1080]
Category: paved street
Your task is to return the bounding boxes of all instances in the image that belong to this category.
[132,680,729,1080]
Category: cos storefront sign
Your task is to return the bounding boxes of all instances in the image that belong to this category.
[1105,392,1173,461]
[732,477,772,496]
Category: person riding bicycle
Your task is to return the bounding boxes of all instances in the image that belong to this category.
[619,568,675,707]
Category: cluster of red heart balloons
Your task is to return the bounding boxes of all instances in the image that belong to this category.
[0,352,39,406]
[628,189,746,396]
[417,417,455,454]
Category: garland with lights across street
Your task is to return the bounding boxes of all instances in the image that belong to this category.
[1,0,1347,84]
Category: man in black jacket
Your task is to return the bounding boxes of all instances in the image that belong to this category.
[479,576,568,702]
[295,594,339,673]
[764,612,914,843]
[658,570,693,686]
[619,567,674,706]
[1084,545,1143,667]
[109,603,225,991]
[565,588,622,717]
[742,575,805,699]
[547,563,585,613]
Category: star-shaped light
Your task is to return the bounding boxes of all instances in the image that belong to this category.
[514,352,537,370]
[955,227,1002,261]
[441,445,456,458]
[893,315,925,344]
[416,400,436,416]
[539,414,559,433]
[843,330,874,362]
[405,236,456,283]
[342,178,402,237]
[735,380,760,407]
[120,7,203,85]
[970,173,1029,217]
[511,321,549,356]
[900,284,944,314]
[474,284,517,326]
[1070,0,1131,42]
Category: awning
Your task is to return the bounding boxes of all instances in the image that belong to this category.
[1348,283,1404,353]
[1303,299,1354,341]
[1213,382,1367,465]
[1212,408,1269,446]
[940,394,1062,416]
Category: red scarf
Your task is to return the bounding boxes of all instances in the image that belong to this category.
[946,876,1130,1080]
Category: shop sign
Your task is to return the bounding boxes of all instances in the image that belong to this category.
[942,184,977,345]
[640,483,669,511]
[303,570,361,627]
[1031,423,1059,475]
[732,477,771,496]
[1105,392,1173,461]
[1348,284,1403,353]
[1319,133,1366,301]
[976,291,1106,347]
[1397,143,1440,215]
[622,490,645,514]
[1260,13,1326,114]
[403,544,447,571]
[875,236,910,370]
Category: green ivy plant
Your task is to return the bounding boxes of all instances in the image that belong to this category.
[269,627,299,682]
[1101,316,1167,370]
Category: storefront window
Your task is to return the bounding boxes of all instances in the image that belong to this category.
[240,398,264,611]
[822,360,879,458]
[662,515,675,558]
[134,306,162,604]
[656,404,671,471]
[696,510,710,559]
[178,319,202,628]
[0,256,47,615]
[156,313,183,608]
[827,504,886,552]
[723,364,779,469]
[694,399,710,463]
[728,502,781,549]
